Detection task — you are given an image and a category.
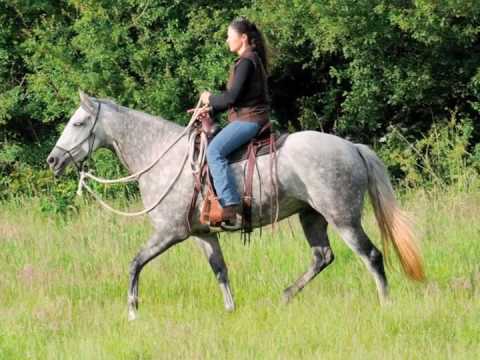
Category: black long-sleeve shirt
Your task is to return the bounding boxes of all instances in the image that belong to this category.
[209,57,255,114]
[208,50,270,125]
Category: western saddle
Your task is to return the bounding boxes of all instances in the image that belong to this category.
[187,112,288,234]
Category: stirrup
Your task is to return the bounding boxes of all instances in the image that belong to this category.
[220,213,243,231]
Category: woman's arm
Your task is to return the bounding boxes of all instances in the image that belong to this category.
[208,58,254,114]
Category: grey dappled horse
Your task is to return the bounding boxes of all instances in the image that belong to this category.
[47,92,424,320]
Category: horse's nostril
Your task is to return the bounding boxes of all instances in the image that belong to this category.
[47,156,56,165]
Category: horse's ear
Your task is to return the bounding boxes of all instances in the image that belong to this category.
[79,89,95,112]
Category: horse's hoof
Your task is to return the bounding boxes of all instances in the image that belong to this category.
[221,283,235,312]
[380,297,392,307]
[282,289,294,304]
[128,308,138,321]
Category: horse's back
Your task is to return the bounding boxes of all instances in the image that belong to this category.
[283,130,356,153]
[280,131,366,174]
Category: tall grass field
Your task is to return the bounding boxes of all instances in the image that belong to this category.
[0,189,479,359]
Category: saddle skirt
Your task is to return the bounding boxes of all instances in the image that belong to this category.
[226,131,289,164]
[187,114,288,234]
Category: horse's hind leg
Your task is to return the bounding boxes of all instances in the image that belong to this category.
[283,208,334,303]
[335,223,389,304]
[194,234,235,311]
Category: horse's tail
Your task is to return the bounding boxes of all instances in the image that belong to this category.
[355,144,425,281]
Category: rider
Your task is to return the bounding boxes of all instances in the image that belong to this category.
[198,16,271,230]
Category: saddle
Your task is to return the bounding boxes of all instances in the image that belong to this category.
[187,113,288,234]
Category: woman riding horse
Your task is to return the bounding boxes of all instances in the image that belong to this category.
[198,16,270,230]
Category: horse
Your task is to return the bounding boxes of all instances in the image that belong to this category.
[47,91,424,320]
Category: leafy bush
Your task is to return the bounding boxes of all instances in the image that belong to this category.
[1,0,479,203]
[378,113,479,191]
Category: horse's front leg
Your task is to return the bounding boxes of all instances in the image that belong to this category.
[128,231,184,321]
[194,234,235,311]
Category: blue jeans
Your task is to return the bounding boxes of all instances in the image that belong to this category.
[206,121,260,207]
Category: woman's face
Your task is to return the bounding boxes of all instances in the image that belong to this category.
[226,26,248,53]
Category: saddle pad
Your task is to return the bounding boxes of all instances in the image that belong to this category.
[227,132,289,164]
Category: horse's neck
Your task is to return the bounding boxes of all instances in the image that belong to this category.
[103,107,185,174]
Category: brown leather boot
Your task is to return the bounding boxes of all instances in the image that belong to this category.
[221,205,243,231]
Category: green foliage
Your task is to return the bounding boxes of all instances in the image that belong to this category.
[378,113,480,191]
[0,0,248,203]
[0,0,479,200]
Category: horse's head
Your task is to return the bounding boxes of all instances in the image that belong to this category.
[47,91,107,176]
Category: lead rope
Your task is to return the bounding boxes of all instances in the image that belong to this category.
[76,99,209,217]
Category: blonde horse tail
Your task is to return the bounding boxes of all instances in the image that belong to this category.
[355,144,425,281]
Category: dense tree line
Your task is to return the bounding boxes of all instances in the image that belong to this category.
[1,0,479,200]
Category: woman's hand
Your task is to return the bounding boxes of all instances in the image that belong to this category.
[186,105,211,116]
[200,91,211,105]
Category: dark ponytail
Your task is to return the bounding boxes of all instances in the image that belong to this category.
[230,17,270,74]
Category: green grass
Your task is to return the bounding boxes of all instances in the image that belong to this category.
[0,189,479,359]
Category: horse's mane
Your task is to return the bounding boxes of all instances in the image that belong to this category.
[93,97,183,130]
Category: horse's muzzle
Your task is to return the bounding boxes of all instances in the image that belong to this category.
[47,151,68,176]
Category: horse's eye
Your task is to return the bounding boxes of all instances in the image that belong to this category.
[73,122,85,127]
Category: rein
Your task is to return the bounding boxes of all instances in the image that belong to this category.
[62,99,208,217]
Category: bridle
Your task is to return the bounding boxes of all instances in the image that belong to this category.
[54,102,102,172]
[56,97,208,217]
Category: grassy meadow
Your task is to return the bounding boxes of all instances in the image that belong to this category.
[0,188,479,359]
